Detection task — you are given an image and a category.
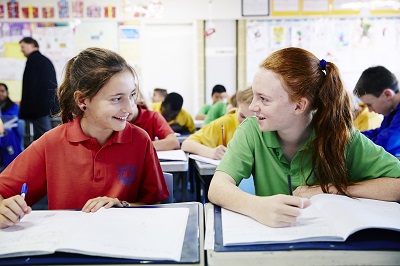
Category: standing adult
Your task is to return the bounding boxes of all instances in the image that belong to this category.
[19,37,59,142]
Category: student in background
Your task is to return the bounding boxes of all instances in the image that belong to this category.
[182,87,253,160]
[153,92,195,134]
[151,88,167,110]
[195,84,228,120]
[208,47,400,228]
[128,94,180,151]
[353,66,400,157]
[0,83,19,116]
[203,99,229,126]
[0,117,23,171]
[0,47,169,229]
[352,99,383,131]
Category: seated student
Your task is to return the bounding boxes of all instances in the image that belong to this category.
[153,92,195,134]
[0,83,19,116]
[203,99,229,126]
[195,84,228,120]
[182,87,253,160]
[353,66,400,157]
[129,99,180,151]
[151,88,167,110]
[353,99,383,131]
[0,47,169,229]
[208,47,400,228]
[0,118,23,171]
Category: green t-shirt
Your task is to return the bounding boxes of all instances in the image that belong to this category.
[217,116,400,196]
[204,102,228,125]
[198,104,211,115]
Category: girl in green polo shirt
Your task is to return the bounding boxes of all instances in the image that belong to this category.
[208,47,400,228]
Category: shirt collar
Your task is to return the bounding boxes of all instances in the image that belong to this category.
[66,117,133,145]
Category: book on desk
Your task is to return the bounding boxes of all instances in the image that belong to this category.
[212,194,400,250]
[0,202,204,265]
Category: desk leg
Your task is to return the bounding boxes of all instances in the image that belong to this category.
[173,172,188,202]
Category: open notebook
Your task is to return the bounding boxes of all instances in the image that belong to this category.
[221,194,400,246]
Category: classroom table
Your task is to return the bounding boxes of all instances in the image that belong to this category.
[189,158,217,204]
[204,203,400,266]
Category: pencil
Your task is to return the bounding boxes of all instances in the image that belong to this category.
[287,175,293,196]
[221,124,226,146]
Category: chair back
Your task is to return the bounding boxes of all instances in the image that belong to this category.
[162,172,174,203]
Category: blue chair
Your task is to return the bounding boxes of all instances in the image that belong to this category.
[162,172,174,203]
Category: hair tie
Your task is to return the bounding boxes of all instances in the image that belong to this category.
[320,59,327,70]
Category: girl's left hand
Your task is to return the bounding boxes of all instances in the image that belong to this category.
[82,196,122,213]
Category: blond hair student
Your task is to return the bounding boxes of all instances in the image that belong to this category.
[0,47,169,229]
[208,47,400,228]
[181,87,254,160]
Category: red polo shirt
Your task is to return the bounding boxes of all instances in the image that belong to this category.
[0,117,169,209]
[132,105,174,140]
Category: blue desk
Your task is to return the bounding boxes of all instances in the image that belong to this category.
[189,158,216,204]
[205,204,400,266]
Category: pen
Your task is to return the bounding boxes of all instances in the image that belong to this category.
[20,183,28,199]
[221,124,226,146]
[287,175,293,196]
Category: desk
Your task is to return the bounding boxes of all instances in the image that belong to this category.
[189,158,217,204]
[0,202,205,266]
[204,204,400,266]
[160,158,189,202]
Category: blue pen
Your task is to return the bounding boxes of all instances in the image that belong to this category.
[20,183,28,199]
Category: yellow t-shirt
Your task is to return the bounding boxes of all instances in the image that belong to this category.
[354,103,383,131]
[152,102,196,133]
[188,112,239,147]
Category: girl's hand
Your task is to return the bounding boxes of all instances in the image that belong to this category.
[0,195,31,229]
[249,194,311,227]
[210,145,227,160]
[82,196,122,213]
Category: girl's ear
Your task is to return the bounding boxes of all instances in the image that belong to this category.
[294,97,309,114]
[74,91,87,111]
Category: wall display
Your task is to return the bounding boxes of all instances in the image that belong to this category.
[242,0,269,17]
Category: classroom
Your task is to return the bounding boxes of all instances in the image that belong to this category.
[0,0,400,265]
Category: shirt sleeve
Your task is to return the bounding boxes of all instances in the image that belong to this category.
[152,112,174,139]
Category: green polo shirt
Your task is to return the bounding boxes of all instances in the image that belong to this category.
[204,102,228,125]
[216,116,400,196]
[198,104,211,115]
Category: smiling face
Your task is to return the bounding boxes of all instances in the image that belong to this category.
[249,69,299,132]
[80,70,136,142]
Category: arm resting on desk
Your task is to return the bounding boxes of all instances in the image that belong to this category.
[295,177,400,202]
[208,171,310,228]
[153,133,180,151]
[182,139,226,160]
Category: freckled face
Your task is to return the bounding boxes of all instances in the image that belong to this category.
[249,69,298,132]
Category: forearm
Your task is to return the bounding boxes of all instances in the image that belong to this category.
[195,114,206,120]
[181,139,214,158]
[346,177,400,202]
[208,171,256,217]
[152,134,179,151]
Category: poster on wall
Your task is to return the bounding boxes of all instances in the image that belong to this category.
[87,4,101,18]
[7,1,19,18]
[0,5,4,18]
[58,0,69,18]
[22,5,39,19]
[71,0,84,18]
[42,6,55,18]
[104,5,116,18]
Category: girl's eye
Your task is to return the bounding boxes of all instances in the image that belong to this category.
[112,97,122,103]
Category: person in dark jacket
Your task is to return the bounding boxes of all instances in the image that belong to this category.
[19,37,59,142]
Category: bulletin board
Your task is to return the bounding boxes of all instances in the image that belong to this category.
[246,17,400,93]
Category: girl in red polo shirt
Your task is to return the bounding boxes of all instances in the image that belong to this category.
[0,47,169,229]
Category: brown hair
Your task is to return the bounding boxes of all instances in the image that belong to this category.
[236,86,253,105]
[260,47,353,195]
[57,47,138,123]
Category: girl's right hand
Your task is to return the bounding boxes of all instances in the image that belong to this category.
[0,195,31,229]
[211,145,227,160]
[249,194,311,227]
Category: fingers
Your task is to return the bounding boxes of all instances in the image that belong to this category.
[0,196,30,229]
[213,145,227,160]
[82,197,119,213]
